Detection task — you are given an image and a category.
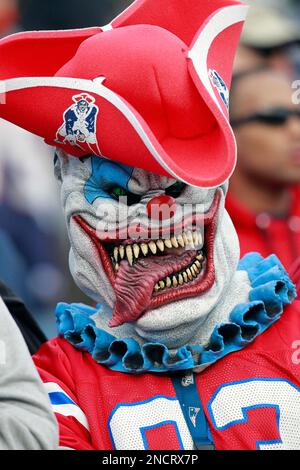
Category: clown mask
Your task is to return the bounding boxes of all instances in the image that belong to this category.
[55,152,241,348]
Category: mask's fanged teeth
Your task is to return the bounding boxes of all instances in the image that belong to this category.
[198,233,204,247]
[190,265,196,277]
[171,236,179,248]
[156,240,164,252]
[193,232,199,246]
[119,245,125,260]
[111,257,120,272]
[182,233,188,246]
[164,239,172,249]
[151,251,205,294]
[133,244,140,259]
[109,230,203,272]
[186,231,195,248]
[186,268,193,281]
[177,235,185,248]
[193,263,200,274]
[126,245,133,266]
[140,243,148,256]
[149,241,157,255]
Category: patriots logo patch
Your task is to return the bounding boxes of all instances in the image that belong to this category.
[189,406,200,428]
[209,69,229,109]
[55,93,102,155]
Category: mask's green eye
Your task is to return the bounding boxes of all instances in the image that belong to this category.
[165,181,186,198]
[109,186,141,206]
[111,187,128,198]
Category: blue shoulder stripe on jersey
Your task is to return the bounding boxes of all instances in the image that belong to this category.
[55,253,296,374]
[49,391,76,406]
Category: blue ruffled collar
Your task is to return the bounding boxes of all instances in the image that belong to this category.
[56,253,296,374]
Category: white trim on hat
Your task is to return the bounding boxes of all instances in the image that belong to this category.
[188,4,249,115]
[187,4,248,186]
[101,24,113,32]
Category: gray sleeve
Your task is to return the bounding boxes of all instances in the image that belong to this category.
[0,297,58,449]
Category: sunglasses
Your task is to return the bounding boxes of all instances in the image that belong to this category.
[230,107,300,128]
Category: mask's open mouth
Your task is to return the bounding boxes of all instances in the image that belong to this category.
[74,190,221,327]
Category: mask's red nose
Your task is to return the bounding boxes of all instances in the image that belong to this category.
[147,195,177,221]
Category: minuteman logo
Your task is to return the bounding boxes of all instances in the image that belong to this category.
[189,407,200,428]
[55,93,102,155]
[209,69,229,109]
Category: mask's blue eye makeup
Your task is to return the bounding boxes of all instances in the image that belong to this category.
[109,186,141,206]
[165,181,186,198]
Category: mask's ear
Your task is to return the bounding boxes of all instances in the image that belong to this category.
[112,0,243,46]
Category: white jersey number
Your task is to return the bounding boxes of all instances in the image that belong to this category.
[109,395,194,450]
[208,378,300,450]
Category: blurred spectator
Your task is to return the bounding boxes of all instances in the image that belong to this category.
[233,44,266,75]
[234,3,300,77]
[0,279,46,355]
[0,296,57,449]
[0,119,66,337]
[0,0,18,36]
[226,68,300,270]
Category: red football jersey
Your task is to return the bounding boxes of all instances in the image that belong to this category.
[225,186,300,271]
[33,301,300,450]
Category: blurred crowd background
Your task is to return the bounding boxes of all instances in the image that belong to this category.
[0,0,300,338]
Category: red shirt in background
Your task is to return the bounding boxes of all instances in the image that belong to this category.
[226,185,300,271]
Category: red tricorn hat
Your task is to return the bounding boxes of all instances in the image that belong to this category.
[0,0,247,187]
